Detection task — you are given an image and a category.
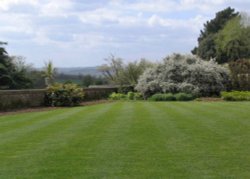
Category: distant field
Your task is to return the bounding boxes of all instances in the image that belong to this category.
[0,102,250,178]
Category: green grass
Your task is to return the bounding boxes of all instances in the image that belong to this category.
[0,102,250,178]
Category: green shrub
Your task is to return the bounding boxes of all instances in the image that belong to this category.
[149,93,176,101]
[109,92,127,100]
[45,83,84,107]
[221,91,250,101]
[127,92,135,100]
[149,93,195,101]
[134,92,143,100]
[127,92,143,100]
[175,93,195,101]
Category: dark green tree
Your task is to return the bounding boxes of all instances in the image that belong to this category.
[192,7,238,61]
[0,42,32,89]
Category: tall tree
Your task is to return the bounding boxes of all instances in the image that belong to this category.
[0,42,32,89]
[215,15,250,63]
[192,7,238,61]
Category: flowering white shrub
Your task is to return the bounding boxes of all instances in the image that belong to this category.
[135,54,230,98]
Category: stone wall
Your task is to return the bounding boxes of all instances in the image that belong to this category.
[0,87,118,111]
[0,89,46,111]
[83,87,118,100]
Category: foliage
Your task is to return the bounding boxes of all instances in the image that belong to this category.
[109,92,127,100]
[136,54,230,98]
[0,42,32,89]
[221,91,250,101]
[192,7,238,62]
[148,93,195,101]
[45,83,84,107]
[149,93,176,101]
[228,59,250,90]
[81,74,108,87]
[174,93,195,101]
[215,16,250,63]
[109,91,143,100]
[127,91,135,100]
[127,92,143,100]
[42,60,56,86]
[134,92,143,100]
[99,55,153,86]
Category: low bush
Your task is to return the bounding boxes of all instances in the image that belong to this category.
[127,92,135,100]
[221,91,250,101]
[149,93,195,101]
[149,93,176,101]
[174,93,195,101]
[133,92,143,100]
[45,83,84,107]
[127,92,143,100]
[109,92,127,100]
[109,92,143,100]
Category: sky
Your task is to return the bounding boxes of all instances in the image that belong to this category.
[0,0,249,67]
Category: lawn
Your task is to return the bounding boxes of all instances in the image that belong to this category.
[0,102,250,178]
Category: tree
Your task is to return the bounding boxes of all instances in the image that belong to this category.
[99,55,153,86]
[0,42,32,89]
[192,7,238,61]
[42,60,56,86]
[215,15,250,63]
[135,54,230,98]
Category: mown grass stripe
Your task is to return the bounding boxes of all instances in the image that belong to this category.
[0,104,118,177]
[0,103,117,178]
[150,102,250,178]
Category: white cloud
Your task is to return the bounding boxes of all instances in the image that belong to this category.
[1,0,250,67]
[39,0,73,17]
[0,0,38,11]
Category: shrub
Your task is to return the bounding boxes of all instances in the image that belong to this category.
[45,83,84,107]
[229,59,250,91]
[127,91,135,100]
[134,92,143,100]
[109,92,127,100]
[127,92,143,100]
[149,93,195,101]
[174,93,195,101]
[149,93,176,101]
[136,54,230,98]
[221,91,250,101]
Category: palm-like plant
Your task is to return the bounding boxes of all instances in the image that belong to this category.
[43,60,56,86]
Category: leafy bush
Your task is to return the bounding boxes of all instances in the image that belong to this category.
[136,54,230,98]
[134,92,143,100]
[174,93,195,101]
[149,93,176,101]
[127,92,143,100]
[109,92,127,100]
[221,91,250,101]
[45,83,84,106]
[149,93,195,101]
[127,92,135,100]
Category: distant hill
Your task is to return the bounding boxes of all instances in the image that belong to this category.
[55,67,102,76]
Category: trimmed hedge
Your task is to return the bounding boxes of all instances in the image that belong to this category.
[221,91,250,101]
[149,93,195,101]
